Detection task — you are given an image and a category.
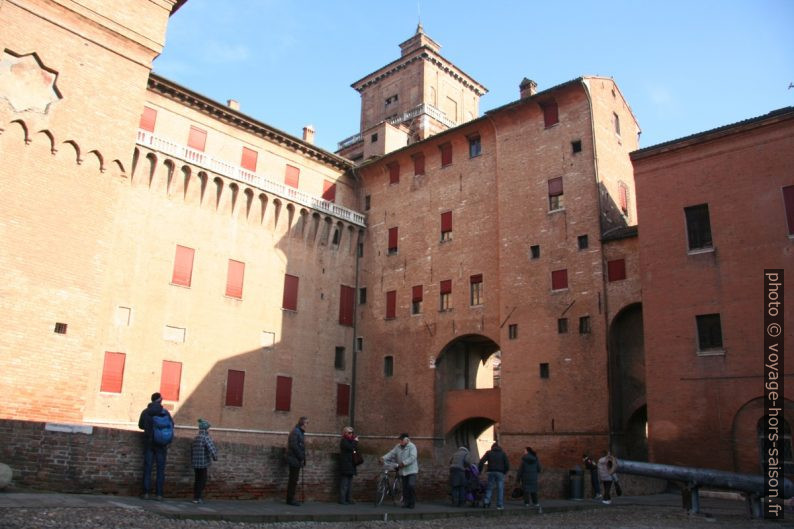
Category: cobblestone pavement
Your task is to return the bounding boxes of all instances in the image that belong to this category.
[2,504,790,529]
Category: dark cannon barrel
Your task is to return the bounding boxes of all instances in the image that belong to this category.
[615,458,794,498]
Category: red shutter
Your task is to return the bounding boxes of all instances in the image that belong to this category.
[187,126,207,152]
[388,227,398,252]
[386,290,396,319]
[171,245,195,287]
[784,185,794,234]
[440,279,452,294]
[282,274,299,311]
[388,162,400,184]
[608,259,627,282]
[285,165,300,188]
[619,185,628,213]
[413,153,425,175]
[551,269,568,290]
[339,285,354,326]
[441,211,453,233]
[548,177,563,197]
[100,352,125,393]
[226,259,245,298]
[160,360,182,401]
[542,101,559,127]
[241,147,258,172]
[139,107,157,132]
[322,180,336,202]
[275,375,292,411]
[225,369,245,407]
[470,274,483,285]
[412,285,423,302]
[440,143,452,166]
[336,383,351,416]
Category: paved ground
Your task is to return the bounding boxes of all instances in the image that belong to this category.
[0,491,791,528]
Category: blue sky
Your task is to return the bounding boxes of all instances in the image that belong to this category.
[154,0,794,153]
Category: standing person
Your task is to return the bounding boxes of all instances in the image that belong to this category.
[191,419,218,504]
[285,416,308,506]
[583,453,602,499]
[478,442,510,510]
[449,446,473,507]
[381,433,419,508]
[597,451,617,505]
[517,446,542,512]
[137,392,173,501]
[338,426,359,504]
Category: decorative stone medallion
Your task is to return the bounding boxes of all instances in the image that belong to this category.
[0,50,62,114]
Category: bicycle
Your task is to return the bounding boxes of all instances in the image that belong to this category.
[374,462,402,506]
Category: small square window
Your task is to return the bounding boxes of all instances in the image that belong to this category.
[334,346,345,370]
[571,140,582,153]
[530,245,540,259]
[696,313,723,351]
[551,269,568,291]
[558,318,568,334]
[578,235,589,250]
[384,356,394,377]
[54,322,68,334]
[371,133,378,143]
[508,324,518,340]
[539,363,550,379]
[579,316,591,334]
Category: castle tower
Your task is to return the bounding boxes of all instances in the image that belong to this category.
[337,24,487,161]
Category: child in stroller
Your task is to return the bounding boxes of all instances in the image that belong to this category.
[464,463,486,507]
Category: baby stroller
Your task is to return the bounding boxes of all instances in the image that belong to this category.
[463,463,486,507]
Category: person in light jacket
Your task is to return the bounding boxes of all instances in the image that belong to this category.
[381,433,419,508]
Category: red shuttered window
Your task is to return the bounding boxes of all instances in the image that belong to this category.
[336,383,350,416]
[412,285,423,315]
[171,245,195,287]
[388,227,398,254]
[225,369,245,407]
[551,269,568,290]
[139,107,157,132]
[100,352,125,393]
[285,165,300,188]
[619,184,628,214]
[241,147,258,172]
[413,153,425,175]
[441,211,452,241]
[386,290,397,319]
[388,162,400,184]
[187,126,207,152]
[339,285,354,326]
[160,360,182,401]
[226,259,245,299]
[282,274,299,311]
[541,100,559,127]
[607,259,627,282]
[275,375,292,411]
[440,143,452,167]
[322,180,336,202]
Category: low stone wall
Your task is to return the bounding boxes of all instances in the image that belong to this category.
[0,419,667,501]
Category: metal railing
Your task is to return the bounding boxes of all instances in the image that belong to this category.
[136,130,366,227]
[336,103,457,150]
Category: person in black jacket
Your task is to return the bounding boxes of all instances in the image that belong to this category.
[517,446,542,511]
[137,392,173,500]
[338,426,359,504]
[285,416,307,506]
[478,442,510,509]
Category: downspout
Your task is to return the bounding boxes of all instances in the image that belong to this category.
[582,79,615,451]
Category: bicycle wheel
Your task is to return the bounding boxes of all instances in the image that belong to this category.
[375,476,388,506]
[391,477,402,506]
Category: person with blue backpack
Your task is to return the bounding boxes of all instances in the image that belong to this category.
[138,392,174,501]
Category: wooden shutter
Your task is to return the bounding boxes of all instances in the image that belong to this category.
[386,290,397,319]
[322,180,336,202]
[285,165,300,188]
[139,107,157,132]
[440,279,452,294]
[441,211,453,233]
[388,162,400,184]
[541,100,559,127]
[607,259,626,282]
[160,360,182,401]
[336,383,351,416]
[413,153,425,175]
[187,126,207,152]
[339,285,354,326]
[440,143,452,166]
[551,269,568,290]
[388,227,398,252]
[100,352,125,393]
[226,259,245,299]
[225,370,245,407]
[171,245,194,287]
[470,274,483,285]
[412,285,423,302]
[241,147,258,172]
[784,185,794,234]
[282,274,299,311]
[275,375,292,411]
[619,185,628,213]
[548,177,563,197]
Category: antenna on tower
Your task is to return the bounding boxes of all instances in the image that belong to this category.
[417,1,423,33]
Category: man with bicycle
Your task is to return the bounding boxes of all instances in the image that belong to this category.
[380,433,419,508]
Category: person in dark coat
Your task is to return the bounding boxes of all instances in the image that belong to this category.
[478,442,510,509]
[449,446,474,506]
[285,416,308,506]
[137,392,173,501]
[517,446,542,511]
[583,453,601,499]
[338,426,359,504]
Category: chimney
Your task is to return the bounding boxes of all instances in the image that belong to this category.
[302,125,315,144]
[227,99,240,111]
[519,78,537,99]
